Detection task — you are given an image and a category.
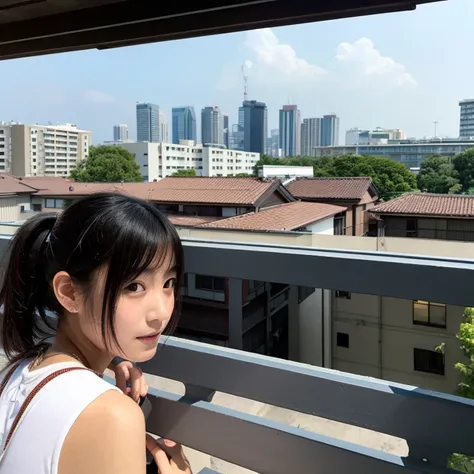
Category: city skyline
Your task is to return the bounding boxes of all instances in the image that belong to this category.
[0,0,471,144]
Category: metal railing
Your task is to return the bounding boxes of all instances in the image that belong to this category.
[2,235,474,472]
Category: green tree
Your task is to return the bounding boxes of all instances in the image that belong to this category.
[417,156,461,194]
[71,145,142,182]
[171,169,196,177]
[252,154,417,200]
[453,149,474,193]
[449,308,474,473]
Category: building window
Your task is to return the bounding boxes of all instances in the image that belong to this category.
[45,198,64,209]
[32,203,41,212]
[414,348,444,375]
[335,290,351,299]
[413,300,446,328]
[406,219,417,238]
[195,275,225,292]
[336,332,349,348]
[334,215,345,235]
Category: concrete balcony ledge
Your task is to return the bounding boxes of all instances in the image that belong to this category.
[136,337,474,473]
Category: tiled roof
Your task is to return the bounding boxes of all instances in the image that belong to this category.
[146,177,280,205]
[286,177,375,200]
[167,215,219,227]
[0,174,38,195]
[370,193,474,217]
[200,201,346,232]
[19,176,281,206]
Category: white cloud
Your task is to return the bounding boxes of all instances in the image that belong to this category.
[244,28,327,83]
[82,89,116,103]
[336,38,417,87]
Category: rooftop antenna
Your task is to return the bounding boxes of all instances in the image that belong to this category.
[433,121,438,138]
[241,65,248,101]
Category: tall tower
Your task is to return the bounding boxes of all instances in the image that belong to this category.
[201,106,222,145]
[172,106,197,144]
[279,105,301,157]
[136,103,160,142]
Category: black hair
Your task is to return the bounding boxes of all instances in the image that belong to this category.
[0,192,183,364]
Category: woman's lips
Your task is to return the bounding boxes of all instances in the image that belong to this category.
[137,333,160,343]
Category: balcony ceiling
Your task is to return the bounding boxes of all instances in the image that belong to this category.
[0,0,443,61]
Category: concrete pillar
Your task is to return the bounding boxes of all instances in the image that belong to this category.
[228,278,243,350]
[288,285,299,361]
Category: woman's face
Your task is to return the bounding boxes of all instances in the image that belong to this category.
[81,252,178,362]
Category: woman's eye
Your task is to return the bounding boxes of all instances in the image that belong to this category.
[125,282,145,293]
[164,278,177,289]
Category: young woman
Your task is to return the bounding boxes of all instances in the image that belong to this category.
[0,192,192,474]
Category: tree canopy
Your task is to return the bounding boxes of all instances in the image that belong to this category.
[171,169,196,177]
[417,156,461,194]
[453,149,474,193]
[71,145,142,182]
[254,154,417,201]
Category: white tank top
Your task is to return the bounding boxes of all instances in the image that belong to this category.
[0,359,120,474]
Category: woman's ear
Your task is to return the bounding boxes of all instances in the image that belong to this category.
[52,271,80,314]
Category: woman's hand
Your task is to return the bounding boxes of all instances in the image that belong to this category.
[146,435,192,474]
[112,360,148,402]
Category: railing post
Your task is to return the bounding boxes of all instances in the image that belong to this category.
[228,278,243,350]
[288,285,300,361]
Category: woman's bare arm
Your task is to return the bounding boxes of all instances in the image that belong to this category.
[58,390,147,474]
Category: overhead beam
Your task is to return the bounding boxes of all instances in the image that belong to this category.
[0,0,444,61]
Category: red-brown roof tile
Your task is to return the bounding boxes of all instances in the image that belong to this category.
[199,201,346,232]
[147,177,280,205]
[167,215,219,227]
[370,193,474,217]
[286,177,375,200]
[0,174,38,195]
[19,176,282,206]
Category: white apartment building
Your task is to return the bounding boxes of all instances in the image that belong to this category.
[120,140,260,181]
[0,122,91,177]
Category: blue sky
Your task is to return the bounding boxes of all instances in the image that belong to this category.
[0,0,470,144]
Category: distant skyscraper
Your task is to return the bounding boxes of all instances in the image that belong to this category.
[270,129,280,157]
[242,100,267,154]
[201,106,222,144]
[136,103,160,142]
[279,105,301,157]
[159,111,169,143]
[223,114,229,148]
[321,114,340,146]
[460,99,474,138]
[172,106,197,144]
[301,118,322,156]
[113,124,129,142]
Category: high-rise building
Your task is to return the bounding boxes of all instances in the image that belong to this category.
[321,114,340,146]
[201,106,222,145]
[460,99,474,138]
[113,124,129,142]
[223,114,229,149]
[0,122,91,177]
[159,111,169,143]
[242,100,267,154]
[136,102,160,142]
[301,118,322,156]
[172,107,197,144]
[279,105,301,157]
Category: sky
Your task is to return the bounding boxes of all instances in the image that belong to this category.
[0,0,471,145]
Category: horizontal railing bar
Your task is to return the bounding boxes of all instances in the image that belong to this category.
[145,385,440,474]
[182,238,474,306]
[140,338,474,458]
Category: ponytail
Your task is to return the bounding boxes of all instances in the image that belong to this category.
[0,213,58,363]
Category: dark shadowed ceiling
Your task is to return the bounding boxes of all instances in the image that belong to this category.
[0,0,444,60]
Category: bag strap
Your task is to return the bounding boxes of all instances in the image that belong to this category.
[0,363,91,456]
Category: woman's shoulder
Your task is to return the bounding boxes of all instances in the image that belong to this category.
[58,388,146,474]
